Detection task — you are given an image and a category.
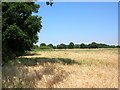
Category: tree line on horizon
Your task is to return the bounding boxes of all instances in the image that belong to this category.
[33,42,120,49]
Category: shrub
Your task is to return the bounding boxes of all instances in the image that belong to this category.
[40,46,51,49]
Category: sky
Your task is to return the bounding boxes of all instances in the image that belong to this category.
[33,2,118,46]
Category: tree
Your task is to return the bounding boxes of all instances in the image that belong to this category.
[40,43,46,47]
[2,2,42,62]
[68,42,74,49]
[48,44,54,48]
[74,44,80,48]
[88,42,98,48]
[52,45,57,49]
[57,45,61,49]
[109,45,116,48]
[56,44,65,49]
[117,45,120,48]
[57,44,62,49]
[80,43,86,48]
[60,43,67,49]
[98,43,109,48]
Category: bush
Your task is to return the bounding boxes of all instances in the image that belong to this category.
[40,46,51,49]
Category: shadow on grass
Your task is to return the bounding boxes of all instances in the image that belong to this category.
[3,55,82,88]
[23,53,36,56]
[15,57,81,66]
[3,57,77,88]
[22,52,41,56]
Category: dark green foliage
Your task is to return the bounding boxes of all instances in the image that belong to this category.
[38,42,118,50]
[48,44,54,48]
[50,42,118,49]
[60,43,67,49]
[109,45,116,48]
[79,42,114,49]
[88,42,110,48]
[57,43,67,49]
[53,45,57,49]
[88,42,98,48]
[46,1,49,5]
[117,45,120,48]
[40,46,51,49]
[74,44,80,48]
[34,43,51,50]
[32,45,39,49]
[68,42,74,49]
[47,44,56,49]
[46,0,54,6]
[40,43,46,47]
[56,45,61,49]
[2,2,42,62]
[50,2,54,6]
[80,43,88,48]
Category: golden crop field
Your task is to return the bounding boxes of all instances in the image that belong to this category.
[2,48,118,88]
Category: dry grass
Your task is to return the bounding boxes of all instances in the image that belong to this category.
[2,48,118,88]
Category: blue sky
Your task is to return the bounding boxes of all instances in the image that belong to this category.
[33,2,118,46]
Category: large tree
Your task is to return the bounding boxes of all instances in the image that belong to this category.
[2,2,42,62]
[68,42,74,49]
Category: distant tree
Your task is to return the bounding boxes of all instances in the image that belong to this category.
[68,42,74,49]
[53,45,57,49]
[87,42,111,48]
[98,43,109,48]
[57,43,66,49]
[88,42,98,48]
[40,43,46,47]
[57,45,61,49]
[109,45,116,48]
[74,44,80,48]
[117,45,120,48]
[48,44,54,48]
[97,43,103,48]
[40,46,50,49]
[65,45,69,49]
[61,43,67,49]
[80,43,87,48]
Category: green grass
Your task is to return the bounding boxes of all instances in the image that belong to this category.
[31,48,53,52]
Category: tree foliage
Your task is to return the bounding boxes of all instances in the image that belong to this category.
[2,2,42,62]
[48,44,54,48]
[36,42,118,50]
[46,0,54,6]
[74,44,80,48]
[57,43,67,49]
[68,42,74,49]
[80,43,87,48]
[40,43,46,47]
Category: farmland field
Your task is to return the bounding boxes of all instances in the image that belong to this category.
[2,48,118,88]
